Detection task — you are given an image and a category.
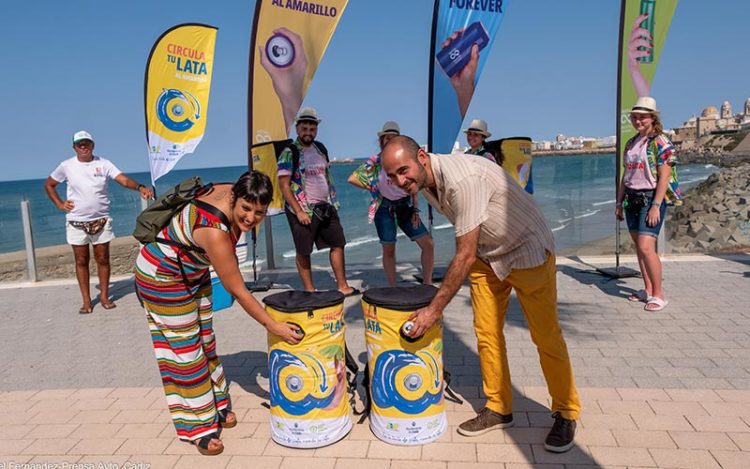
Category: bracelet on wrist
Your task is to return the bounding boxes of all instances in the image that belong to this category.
[651,201,661,207]
[137,183,145,191]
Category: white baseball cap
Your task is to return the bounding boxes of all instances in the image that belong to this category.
[73,130,94,143]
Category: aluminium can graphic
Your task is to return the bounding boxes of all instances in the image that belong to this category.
[361,285,446,445]
[436,21,490,78]
[264,290,351,448]
[266,32,295,68]
[637,0,656,63]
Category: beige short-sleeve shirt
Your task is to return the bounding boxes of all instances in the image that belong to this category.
[422,153,555,280]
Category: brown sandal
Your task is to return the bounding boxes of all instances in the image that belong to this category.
[100,301,117,310]
[219,410,237,428]
[193,433,223,456]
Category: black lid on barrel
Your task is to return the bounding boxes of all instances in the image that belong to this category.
[263,290,345,312]
[362,285,438,311]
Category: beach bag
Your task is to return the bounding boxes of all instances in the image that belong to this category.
[264,290,357,448]
[132,177,212,245]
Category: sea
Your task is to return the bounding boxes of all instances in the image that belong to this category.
[0,154,718,268]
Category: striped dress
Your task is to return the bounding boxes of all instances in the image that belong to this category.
[135,201,236,442]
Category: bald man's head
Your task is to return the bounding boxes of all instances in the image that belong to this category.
[381,135,430,194]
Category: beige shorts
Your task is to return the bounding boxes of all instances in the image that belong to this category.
[66,217,115,246]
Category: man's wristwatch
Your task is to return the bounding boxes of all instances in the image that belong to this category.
[137,183,146,191]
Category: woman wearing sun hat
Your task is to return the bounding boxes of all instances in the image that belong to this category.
[615,96,681,312]
[348,121,434,286]
[463,118,499,164]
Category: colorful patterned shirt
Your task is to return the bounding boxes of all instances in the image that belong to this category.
[465,145,497,164]
[623,133,682,205]
[277,139,340,216]
[351,153,411,223]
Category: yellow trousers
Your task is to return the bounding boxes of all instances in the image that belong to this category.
[468,254,580,420]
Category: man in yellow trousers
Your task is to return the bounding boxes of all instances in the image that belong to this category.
[382,136,580,453]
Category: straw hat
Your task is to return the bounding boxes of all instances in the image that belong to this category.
[630,96,659,114]
[377,121,400,137]
[295,107,322,124]
[463,119,491,138]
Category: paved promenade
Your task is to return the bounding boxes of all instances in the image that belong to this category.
[0,254,749,468]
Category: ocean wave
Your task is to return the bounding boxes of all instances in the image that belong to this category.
[592,199,616,206]
[574,209,601,220]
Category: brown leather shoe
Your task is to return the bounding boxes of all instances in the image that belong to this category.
[457,407,514,436]
[544,412,576,453]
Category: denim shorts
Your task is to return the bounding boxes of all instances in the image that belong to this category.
[373,196,428,245]
[624,190,667,238]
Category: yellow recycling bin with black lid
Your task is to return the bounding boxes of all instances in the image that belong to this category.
[264,290,351,448]
[361,285,446,445]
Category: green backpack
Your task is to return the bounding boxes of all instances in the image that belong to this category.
[132,177,213,245]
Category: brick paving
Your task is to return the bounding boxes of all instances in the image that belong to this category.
[1,253,749,468]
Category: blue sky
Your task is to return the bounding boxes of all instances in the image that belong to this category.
[1,0,747,181]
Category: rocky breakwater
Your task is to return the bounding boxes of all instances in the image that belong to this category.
[666,164,750,253]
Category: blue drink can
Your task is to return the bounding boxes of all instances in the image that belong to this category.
[637,0,656,63]
[436,21,490,78]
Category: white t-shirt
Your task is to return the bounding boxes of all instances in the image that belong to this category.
[301,145,330,204]
[50,156,122,221]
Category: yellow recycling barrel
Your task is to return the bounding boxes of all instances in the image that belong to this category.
[361,285,446,445]
[264,290,351,448]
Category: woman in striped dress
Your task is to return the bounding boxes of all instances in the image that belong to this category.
[135,171,301,455]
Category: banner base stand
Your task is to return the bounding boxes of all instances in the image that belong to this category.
[592,266,640,279]
[245,278,272,292]
[413,267,446,284]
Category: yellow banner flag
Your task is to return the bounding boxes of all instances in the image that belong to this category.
[145,24,217,183]
[248,1,348,213]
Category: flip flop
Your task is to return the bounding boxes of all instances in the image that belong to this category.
[628,290,648,302]
[218,409,237,428]
[341,287,361,298]
[645,297,668,311]
[192,433,223,456]
[100,301,117,310]
[78,306,93,314]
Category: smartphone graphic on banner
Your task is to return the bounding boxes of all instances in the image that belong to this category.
[436,21,490,77]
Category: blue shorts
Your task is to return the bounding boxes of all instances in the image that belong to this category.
[373,196,429,245]
[624,189,666,238]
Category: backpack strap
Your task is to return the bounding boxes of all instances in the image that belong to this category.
[313,140,329,161]
[344,346,366,418]
[153,197,231,288]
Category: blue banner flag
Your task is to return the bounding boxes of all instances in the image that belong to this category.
[428,0,506,153]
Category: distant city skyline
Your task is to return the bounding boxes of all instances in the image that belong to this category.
[1,1,748,181]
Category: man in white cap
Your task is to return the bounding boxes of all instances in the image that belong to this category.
[277,108,358,296]
[463,118,498,164]
[44,131,153,314]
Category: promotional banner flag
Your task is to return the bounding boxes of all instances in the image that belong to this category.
[248,0,348,213]
[617,0,678,169]
[428,0,506,153]
[485,137,533,193]
[144,24,217,184]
